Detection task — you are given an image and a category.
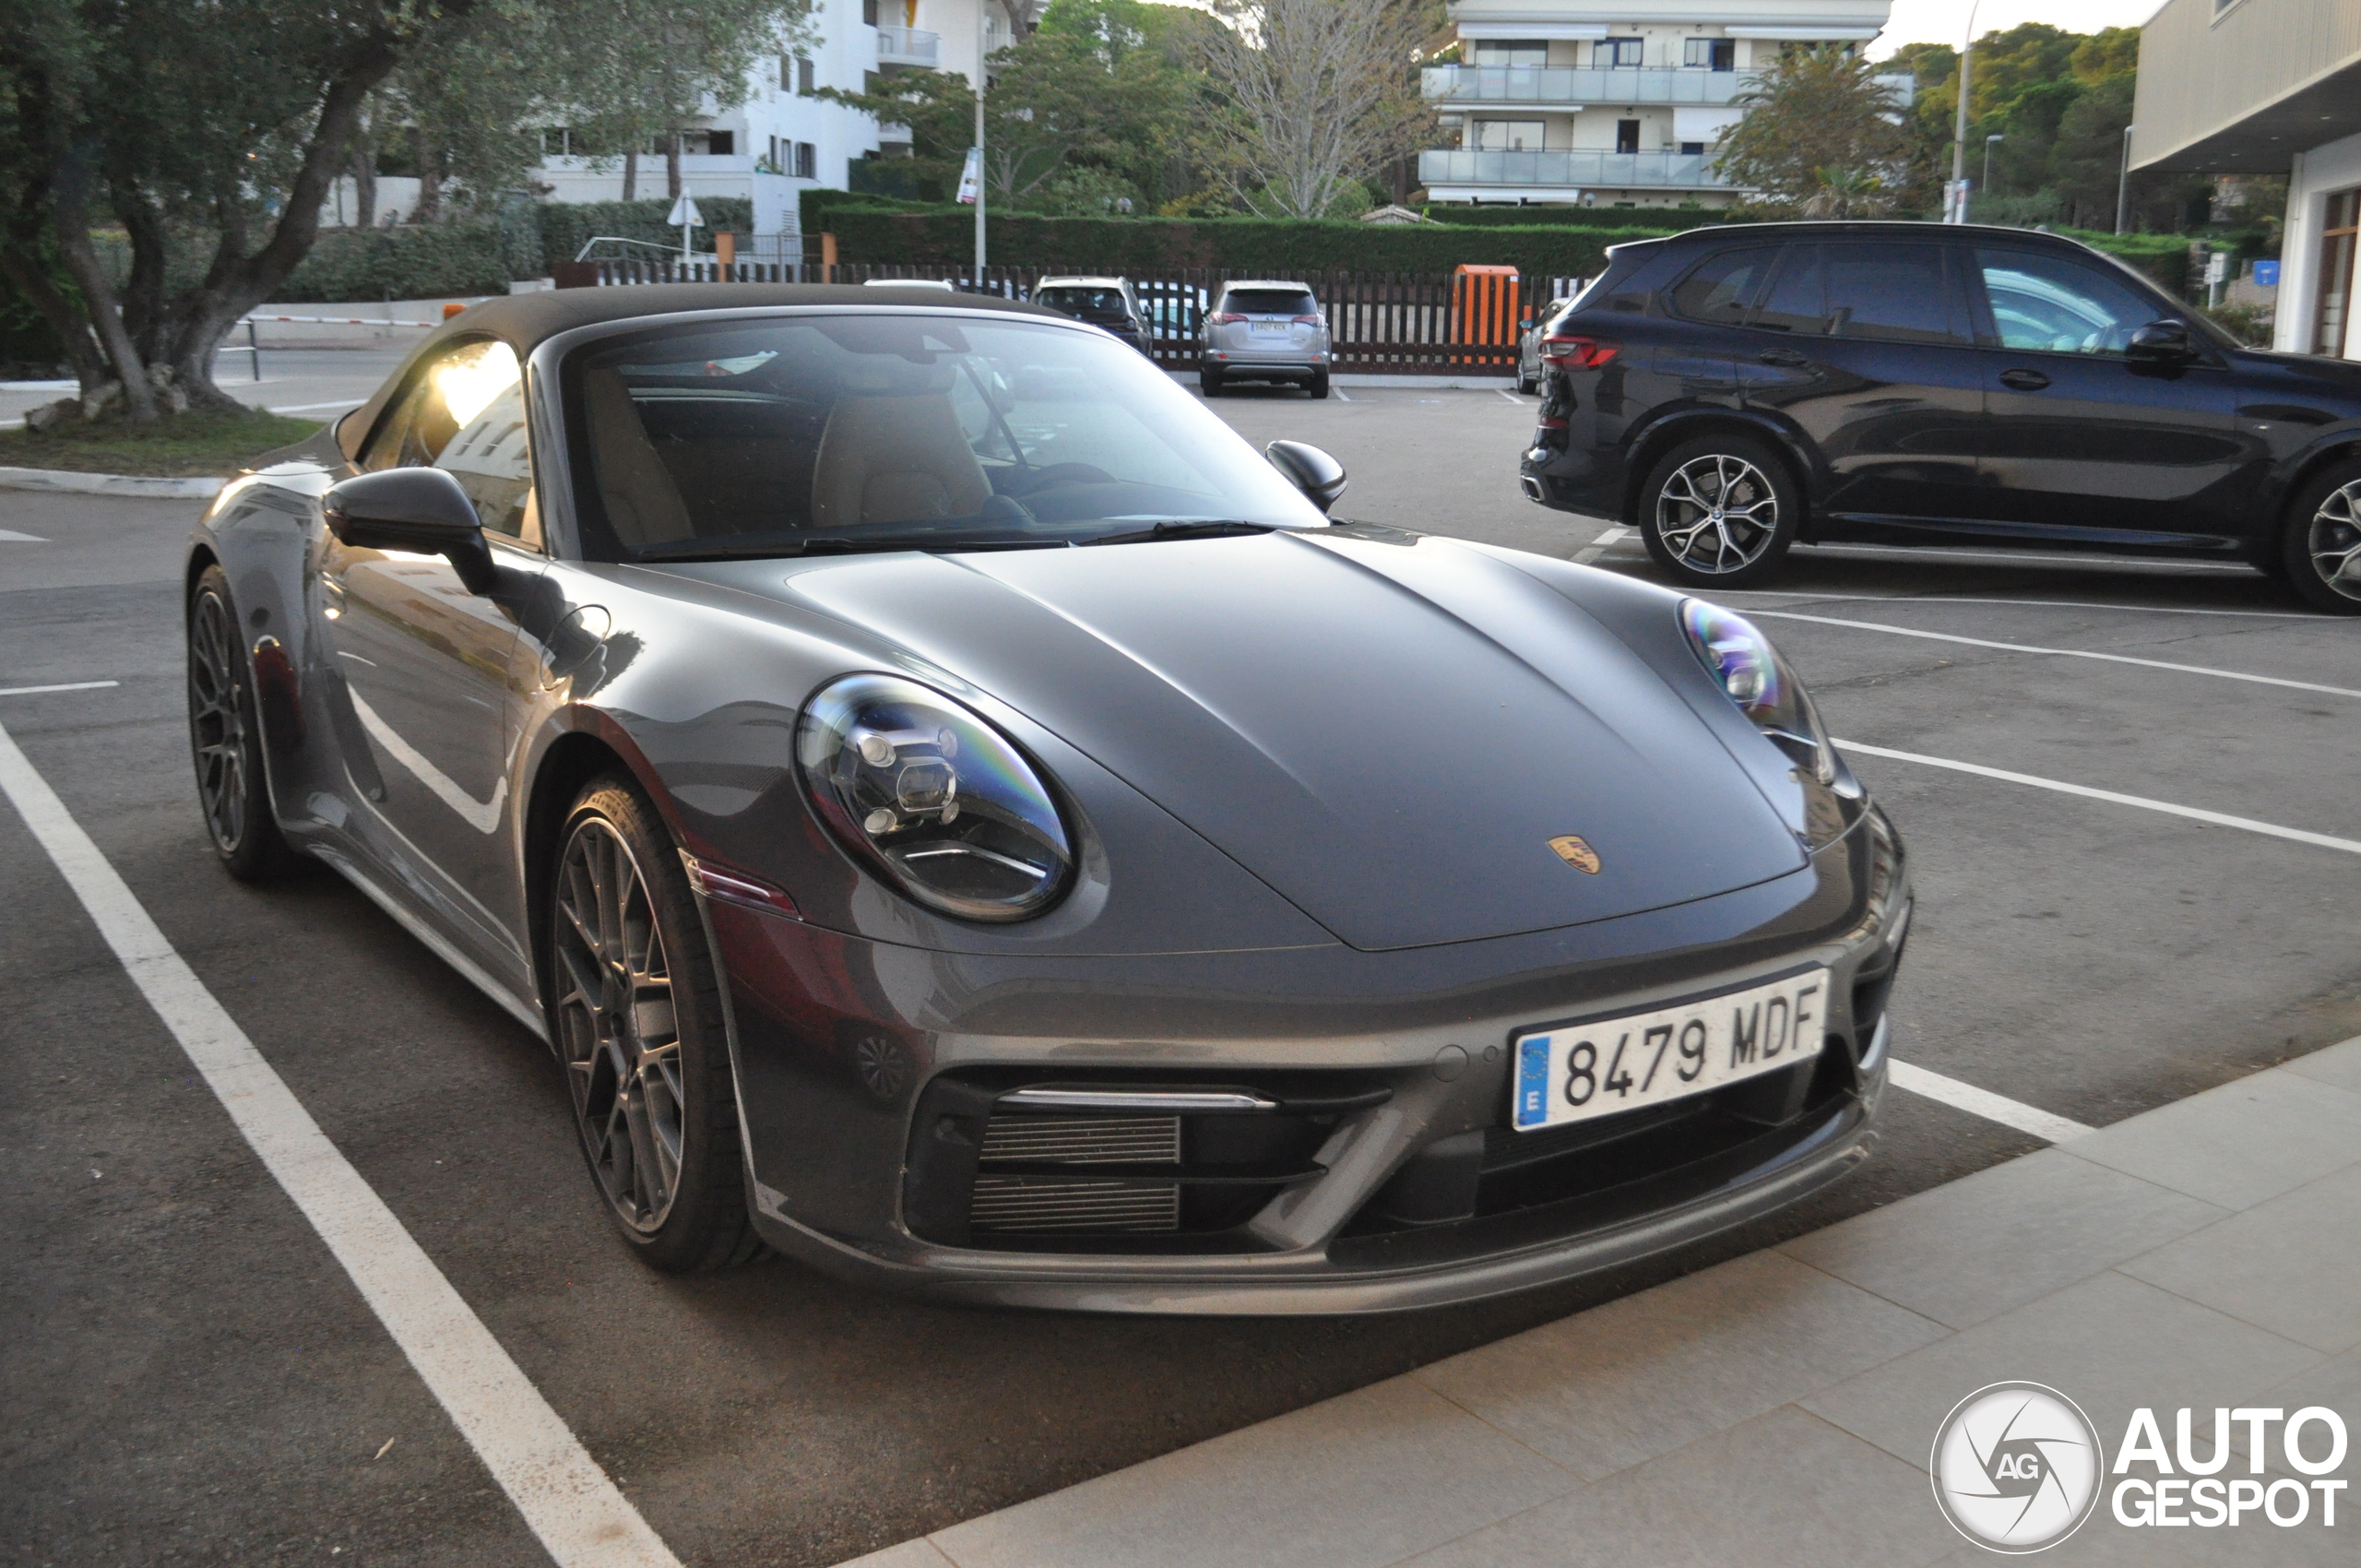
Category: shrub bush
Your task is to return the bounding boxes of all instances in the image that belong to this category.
[279,212,545,301]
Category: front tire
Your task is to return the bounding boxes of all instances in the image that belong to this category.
[1636,434,1801,589]
[549,777,760,1273]
[187,565,296,881]
[2282,461,2361,614]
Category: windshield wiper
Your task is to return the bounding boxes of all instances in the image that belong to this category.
[1078,520,1276,547]
[635,534,1057,563]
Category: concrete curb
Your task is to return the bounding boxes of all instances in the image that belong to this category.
[0,466,225,500]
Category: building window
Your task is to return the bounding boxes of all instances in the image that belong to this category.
[1471,39,1549,67]
[1617,119,1642,155]
[794,142,818,180]
[1474,120,1546,152]
[2315,189,2360,356]
[1679,140,1705,156]
[1684,38,1735,70]
[1601,37,1643,67]
[798,56,814,95]
[862,0,879,24]
[706,130,733,156]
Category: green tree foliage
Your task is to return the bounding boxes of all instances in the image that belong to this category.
[1713,46,1907,216]
[0,0,804,419]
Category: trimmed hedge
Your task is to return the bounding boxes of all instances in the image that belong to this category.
[812,201,1679,277]
[280,213,544,302]
[2064,230,2192,296]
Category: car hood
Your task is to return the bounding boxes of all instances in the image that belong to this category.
[772,530,1804,951]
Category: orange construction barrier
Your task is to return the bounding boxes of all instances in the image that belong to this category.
[1451,265,1520,369]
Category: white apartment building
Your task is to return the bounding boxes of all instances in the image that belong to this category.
[1418,0,1902,209]
[534,0,1018,252]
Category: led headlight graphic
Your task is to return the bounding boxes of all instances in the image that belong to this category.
[1679,599,1837,786]
[798,673,1074,921]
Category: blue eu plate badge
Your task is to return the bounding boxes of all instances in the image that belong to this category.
[1515,1036,1553,1129]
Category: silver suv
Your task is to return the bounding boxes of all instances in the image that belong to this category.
[1202,280,1333,398]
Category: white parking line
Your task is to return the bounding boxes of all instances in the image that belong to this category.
[1835,739,2361,857]
[1572,526,1631,565]
[0,680,119,697]
[267,398,366,414]
[1728,591,2323,621]
[0,719,682,1568]
[1888,1061,2094,1143]
[1750,609,2361,700]
[1332,386,1351,401]
[0,529,49,542]
[1496,388,1525,405]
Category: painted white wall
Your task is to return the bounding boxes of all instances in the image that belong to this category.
[2276,129,2361,357]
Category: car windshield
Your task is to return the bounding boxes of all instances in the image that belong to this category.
[1222,290,1316,316]
[564,312,1329,561]
[1036,286,1129,317]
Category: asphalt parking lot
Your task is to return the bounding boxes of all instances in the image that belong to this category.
[4,383,2357,1566]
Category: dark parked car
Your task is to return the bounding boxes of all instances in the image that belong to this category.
[1032,275,1154,356]
[1521,221,2361,612]
[184,284,1906,1313]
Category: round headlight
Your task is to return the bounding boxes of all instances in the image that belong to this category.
[1679,599,1836,785]
[797,673,1074,921]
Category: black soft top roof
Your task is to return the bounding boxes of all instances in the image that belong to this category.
[338,283,1061,459]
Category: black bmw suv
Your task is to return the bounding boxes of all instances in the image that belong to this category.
[1522,221,2361,613]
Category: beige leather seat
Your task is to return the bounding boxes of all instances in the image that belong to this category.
[582,367,694,547]
[809,391,991,531]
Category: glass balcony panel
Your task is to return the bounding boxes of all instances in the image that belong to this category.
[1417,148,1728,188]
[877,26,940,65]
[1420,65,1751,106]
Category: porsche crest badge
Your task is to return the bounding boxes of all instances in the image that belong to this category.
[1548,835,1601,874]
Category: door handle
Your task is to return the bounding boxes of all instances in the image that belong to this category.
[1756,350,1809,367]
[1999,367,2051,391]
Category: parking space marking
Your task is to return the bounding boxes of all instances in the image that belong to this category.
[1730,591,2322,621]
[1496,388,1525,405]
[267,398,367,414]
[0,680,118,697]
[1332,386,1351,401]
[1572,526,1631,565]
[1836,739,2361,857]
[0,529,50,542]
[1888,1061,2094,1143]
[1750,610,2361,699]
[0,719,682,1568]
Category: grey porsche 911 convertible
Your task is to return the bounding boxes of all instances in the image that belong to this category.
[185,284,1909,1313]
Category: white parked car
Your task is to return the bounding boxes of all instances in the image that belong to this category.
[1201,279,1333,398]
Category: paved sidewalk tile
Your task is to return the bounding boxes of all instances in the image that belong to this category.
[1414,1250,1946,1481]
[924,1375,1572,1568]
[2282,1033,2361,1096]
[1783,1148,2226,1330]
[1394,1406,1954,1568]
[2118,1164,2361,1355]
[2065,1069,2361,1211]
[1802,1271,2321,1468]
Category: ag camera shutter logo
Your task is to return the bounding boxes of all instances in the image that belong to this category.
[1930,1383,2105,1552]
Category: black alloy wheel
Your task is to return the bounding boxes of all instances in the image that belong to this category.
[549,777,760,1272]
[2284,461,2361,615]
[1637,434,1802,589]
[187,565,295,880]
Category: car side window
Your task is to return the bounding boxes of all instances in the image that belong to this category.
[360,339,537,544]
[1668,247,1778,326]
[1821,243,1964,344]
[1750,244,1825,334]
[1975,248,2161,357]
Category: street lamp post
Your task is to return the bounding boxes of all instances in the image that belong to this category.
[974,10,988,283]
[1946,0,1982,223]
[1981,133,2003,220]
[2116,125,2136,235]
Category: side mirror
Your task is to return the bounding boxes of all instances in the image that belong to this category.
[325,468,497,594]
[1265,440,1347,514]
[2128,319,2198,362]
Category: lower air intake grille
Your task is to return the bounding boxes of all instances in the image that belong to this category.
[979,1114,1180,1166]
[969,1176,1181,1232]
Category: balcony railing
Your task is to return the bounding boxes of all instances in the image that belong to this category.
[876,26,939,66]
[1422,65,1753,106]
[1418,148,1731,190]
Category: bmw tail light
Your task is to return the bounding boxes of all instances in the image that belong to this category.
[1541,335,1620,370]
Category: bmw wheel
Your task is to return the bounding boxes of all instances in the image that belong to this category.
[187,564,296,880]
[549,777,761,1272]
[1637,435,1801,589]
[2284,462,2361,615]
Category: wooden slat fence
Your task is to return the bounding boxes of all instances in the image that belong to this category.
[554,257,1593,376]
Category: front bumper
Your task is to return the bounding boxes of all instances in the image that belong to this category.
[704,810,1908,1313]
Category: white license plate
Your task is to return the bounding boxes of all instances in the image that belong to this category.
[1250,319,1289,334]
[1512,968,1830,1131]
